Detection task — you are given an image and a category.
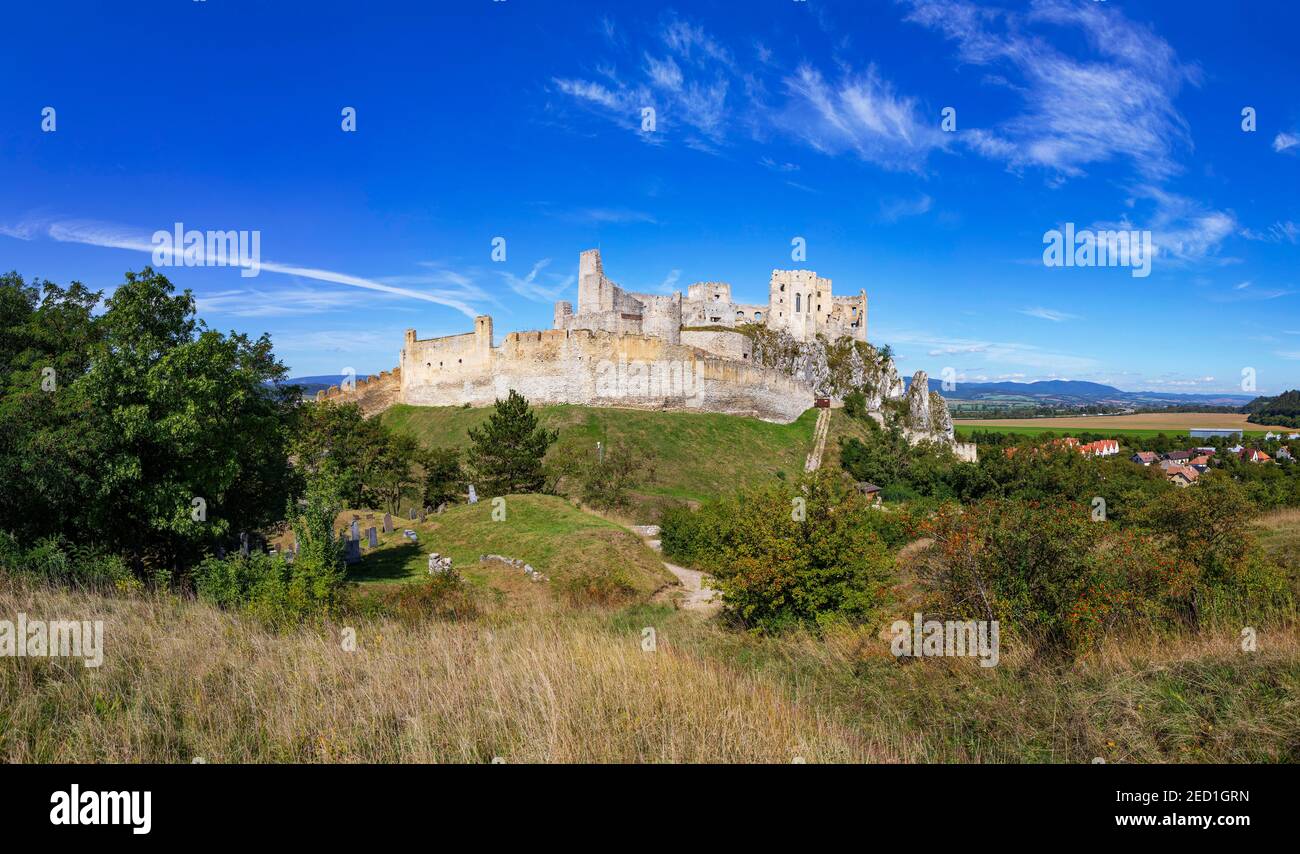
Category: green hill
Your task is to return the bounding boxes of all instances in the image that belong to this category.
[382,403,821,505]
[345,494,674,600]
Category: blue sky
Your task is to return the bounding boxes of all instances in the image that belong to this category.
[2,0,1297,394]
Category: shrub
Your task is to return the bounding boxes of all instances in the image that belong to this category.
[350,570,481,624]
[549,437,654,510]
[0,532,141,592]
[556,566,638,607]
[193,470,348,627]
[917,498,1200,654]
[660,470,893,633]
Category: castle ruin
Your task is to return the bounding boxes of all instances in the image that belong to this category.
[319,249,955,444]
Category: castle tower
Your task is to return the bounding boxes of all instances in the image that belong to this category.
[578,249,611,313]
[553,300,573,330]
[474,315,493,355]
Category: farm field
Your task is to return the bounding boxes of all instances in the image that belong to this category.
[954,412,1290,436]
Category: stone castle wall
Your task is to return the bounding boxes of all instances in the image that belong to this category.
[680,329,753,361]
[315,367,403,416]
[398,326,811,422]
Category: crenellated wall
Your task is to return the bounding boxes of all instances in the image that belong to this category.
[315,367,403,415]
[399,326,812,422]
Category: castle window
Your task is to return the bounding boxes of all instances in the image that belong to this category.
[458,358,462,364]
[780,284,785,292]
[795,293,801,313]
[755,311,762,321]
[426,362,431,368]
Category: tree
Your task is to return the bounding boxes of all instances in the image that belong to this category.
[1,268,299,579]
[465,389,557,496]
[288,401,379,507]
[550,437,654,509]
[661,470,893,633]
[421,446,463,508]
[363,431,420,514]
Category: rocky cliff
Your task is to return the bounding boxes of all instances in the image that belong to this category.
[743,324,954,440]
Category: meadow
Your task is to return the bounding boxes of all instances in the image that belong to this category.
[954,412,1288,436]
[4,573,1296,763]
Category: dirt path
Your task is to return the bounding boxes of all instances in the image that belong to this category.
[629,525,721,613]
[804,407,832,472]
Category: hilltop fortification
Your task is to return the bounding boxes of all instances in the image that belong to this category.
[319,249,954,443]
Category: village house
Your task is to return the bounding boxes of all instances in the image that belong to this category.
[1130,451,1158,466]
[1240,448,1272,463]
[1079,439,1120,457]
[1166,465,1199,487]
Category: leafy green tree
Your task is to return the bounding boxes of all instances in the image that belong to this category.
[661,470,892,633]
[551,437,654,510]
[1135,473,1290,621]
[421,446,463,508]
[918,498,1196,654]
[288,401,380,507]
[465,389,557,496]
[363,430,420,514]
[1,268,298,579]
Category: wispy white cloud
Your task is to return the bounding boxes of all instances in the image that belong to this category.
[779,64,948,172]
[1273,132,1300,154]
[4,217,486,319]
[877,327,1100,373]
[1242,220,1300,244]
[1019,306,1078,322]
[496,258,574,303]
[900,0,1199,181]
[879,193,933,222]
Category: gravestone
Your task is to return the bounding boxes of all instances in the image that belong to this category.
[467,484,478,504]
[383,513,393,533]
[409,508,417,520]
[350,520,360,542]
[418,508,426,523]
[367,527,378,548]
[239,532,249,557]
[344,539,361,564]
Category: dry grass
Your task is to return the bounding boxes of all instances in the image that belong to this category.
[683,620,1300,763]
[3,575,1298,764]
[0,582,876,763]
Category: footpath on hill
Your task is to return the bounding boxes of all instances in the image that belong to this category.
[628,524,720,613]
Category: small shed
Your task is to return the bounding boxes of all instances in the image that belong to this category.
[855,482,883,504]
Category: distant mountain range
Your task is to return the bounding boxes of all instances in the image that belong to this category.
[904,378,1255,408]
[280,374,373,396]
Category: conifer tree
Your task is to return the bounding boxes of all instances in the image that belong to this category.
[466,389,558,496]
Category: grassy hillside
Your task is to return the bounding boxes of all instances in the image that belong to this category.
[383,403,820,504]
[336,495,673,600]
